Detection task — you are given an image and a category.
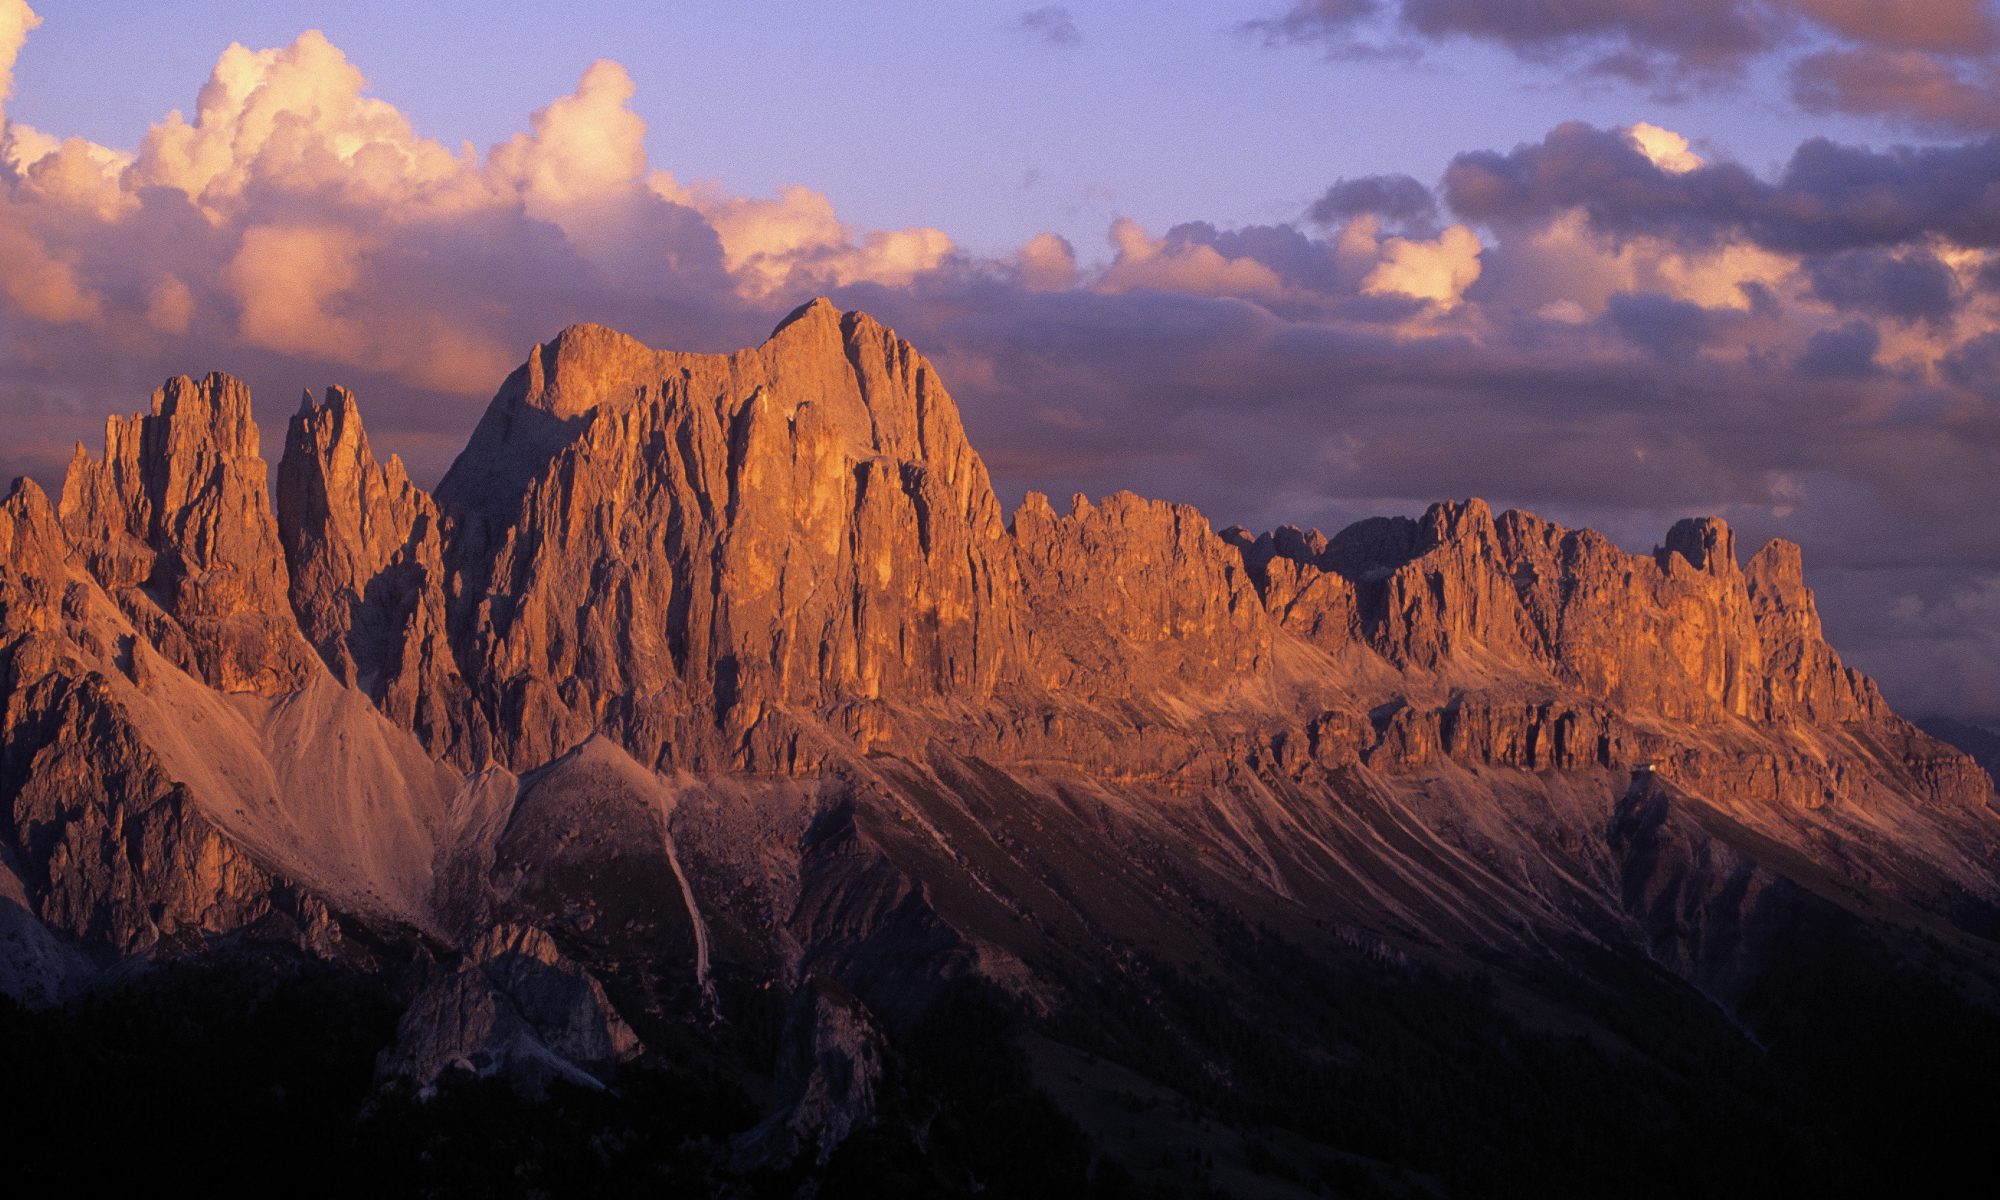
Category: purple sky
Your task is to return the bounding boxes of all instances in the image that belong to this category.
[4,1,2000,725]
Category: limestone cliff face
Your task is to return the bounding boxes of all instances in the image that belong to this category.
[58,373,313,696]
[1,478,321,955]
[433,300,1024,771]
[1237,500,1855,728]
[278,387,482,766]
[278,386,440,682]
[256,303,1914,785]
[0,478,66,655]
[1012,490,1271,698]
[1745,538,1883,725]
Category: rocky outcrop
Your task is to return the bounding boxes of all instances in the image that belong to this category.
[433,301,1024,772]
[0,478,67,660]
[1745,538,1882,725]
[1238,500,1869,728]
[1,476,305,953]
[1013,490,1271,698]
[1608,773,1804,1003]
[278,388,483,766]
[378,922,640,1097]
[57,374,313,696]
[1919,716,2000,792]
[737,975,886,1167]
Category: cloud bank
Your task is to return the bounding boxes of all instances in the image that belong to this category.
[1252,0,2000,130]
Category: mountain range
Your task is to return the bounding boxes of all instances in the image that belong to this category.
[3,299,1997,1196]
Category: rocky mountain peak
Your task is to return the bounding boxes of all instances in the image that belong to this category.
[59,373,269,565]
[1419,496,1498,550]
[1742,535,1880,723]
[415,302,1022,770]
[1662,515,1739,576]
[279,385,429,567]
[521,322,669,420]
[0,474,60,555]
[766,294,844,341]
[1746,537,1806,593]
[278,388,438,675]
[55,372,310,695]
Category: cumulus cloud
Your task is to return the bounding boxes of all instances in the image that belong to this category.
[124,31,484,219]
[1475,205,1799,322]
[1445,122,2000,254]
[1017,232,1078,291]
[1097,217,1289,300]
[1361,224,1482,308]
[1307,173,1439,231]
[0,0,35,125]
[649,174,954,298]
[144,274,193,335]
[0,18,963,483]
[0,219,98,322]
[491,60,649,239]
[1626,123,1704,173]
[225,223,370,359]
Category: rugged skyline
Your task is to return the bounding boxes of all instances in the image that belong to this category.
[4,299,1994,1191]
[4,1,2000,727]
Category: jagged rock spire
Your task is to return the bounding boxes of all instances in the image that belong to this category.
[57,372,311,695]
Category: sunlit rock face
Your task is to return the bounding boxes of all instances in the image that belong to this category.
[1233,503,1867,727]
[58,373,317,696]
[1,300,1996,1174]
[427,298,1025,774]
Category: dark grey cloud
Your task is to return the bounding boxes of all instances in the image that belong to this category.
[1015,6,1081,47]
[1792,47,2000,134]
[1445,122,2000,253]
[1402,0,1777,74]
[1247,0,1775,84]
[1788,0,1999,55]
[1807,248,1959,324]
[1252,0,2000,113]
[1796,320,1883,378]
[1241,0,1383,43]
[1307,173,1440,231]
[1159,221,1352,294]
[1608,292,1716,358]
[1942,330,2000,389]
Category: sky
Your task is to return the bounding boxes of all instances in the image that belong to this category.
[3,0,2000,725]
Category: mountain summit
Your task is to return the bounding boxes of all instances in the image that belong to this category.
[3,301,1997,1193]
